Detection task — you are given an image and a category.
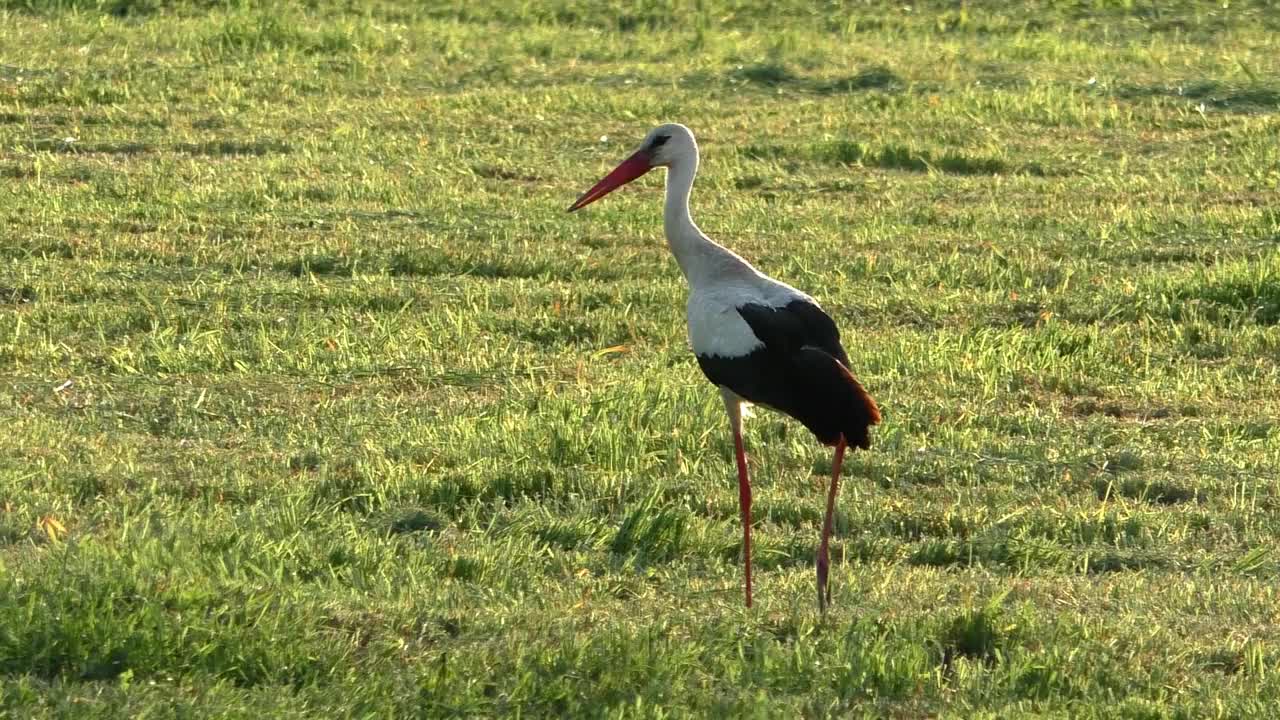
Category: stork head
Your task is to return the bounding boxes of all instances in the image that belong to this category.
[567,123,697,212]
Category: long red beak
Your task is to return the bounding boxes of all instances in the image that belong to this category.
[567,150,653,212]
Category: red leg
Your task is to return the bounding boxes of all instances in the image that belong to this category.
[732,426,753,608]
[817,436,847,612]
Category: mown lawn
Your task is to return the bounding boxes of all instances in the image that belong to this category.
[2,0,1279,716]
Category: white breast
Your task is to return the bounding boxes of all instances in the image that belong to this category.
[681,242,815,358]
[686,276,813,358]
[687,289,763,358]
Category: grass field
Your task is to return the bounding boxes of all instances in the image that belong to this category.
[2,0,1279,716]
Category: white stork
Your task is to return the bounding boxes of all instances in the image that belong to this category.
[568,123,880,610]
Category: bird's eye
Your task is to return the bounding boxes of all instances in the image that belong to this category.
[651,134,671,149]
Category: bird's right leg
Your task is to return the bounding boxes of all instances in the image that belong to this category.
[723,390,752,608]
[816,437,847,612]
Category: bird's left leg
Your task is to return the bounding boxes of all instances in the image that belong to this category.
[816,437,847,612]
[722,389,752,609]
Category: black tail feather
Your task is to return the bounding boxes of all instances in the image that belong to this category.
[793,347,880,449]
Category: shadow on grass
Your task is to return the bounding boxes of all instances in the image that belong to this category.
[472,163,545,182]
[1152,264,1280,326]
[1067,260,1280,328]
[813,65,902,93]
[909,535,1175,574]
[24,139,154,154]
[386,509,443,536]
[741,140,1056,176]
[277,251,553,280]
[610,503,688,565]
[18,138,290,156]
[934,596,1008,671]
[417,468,562,516]
[0,285,38,305]
[4,0,164,16]
[1180,277,1280,325]
[174,139,292,156]
[1116,79,1280,113]
[1094,478,1203,506]
[729,61,904,95]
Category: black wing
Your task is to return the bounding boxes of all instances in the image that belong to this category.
[735,300,849,367]
[696,299,879,449]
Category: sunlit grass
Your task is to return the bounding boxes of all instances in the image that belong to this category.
[2,0,1279,716]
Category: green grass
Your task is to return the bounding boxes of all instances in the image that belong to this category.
[2,0,1279,715]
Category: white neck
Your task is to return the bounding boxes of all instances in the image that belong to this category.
[662,151,722,283]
